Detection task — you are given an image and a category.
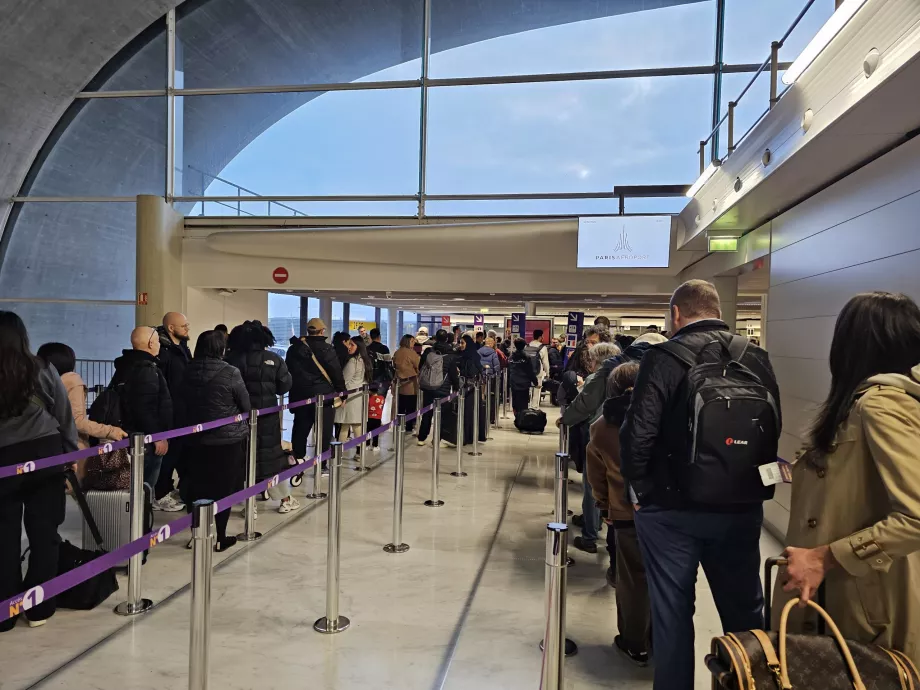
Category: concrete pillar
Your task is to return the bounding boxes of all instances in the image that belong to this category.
[524,301,538,316]
[387,307,398,350]
[319,297,333,343]
[136,195,184,327]
[711,276,738,334]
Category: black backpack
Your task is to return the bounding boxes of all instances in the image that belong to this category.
[524,344,545,376]
[88,376,125,431]
[659,334,780,505]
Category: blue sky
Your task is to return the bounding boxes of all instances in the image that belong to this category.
[206,0,831,219]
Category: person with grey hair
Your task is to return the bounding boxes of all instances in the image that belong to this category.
[564,324,612,375]
[559,340,621,554]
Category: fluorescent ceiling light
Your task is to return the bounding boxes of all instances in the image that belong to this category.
[783,0,868,86]
[686,162,720,198]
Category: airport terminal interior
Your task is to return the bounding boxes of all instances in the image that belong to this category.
[3,0,920,687]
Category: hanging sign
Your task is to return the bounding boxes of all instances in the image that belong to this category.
[565,311,584,349]
[272,267,289,284]
[441,315,451,327]
[510,313,526,339]
[473,315,485,332]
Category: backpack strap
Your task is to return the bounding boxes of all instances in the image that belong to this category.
[726,334,750,363]
[656,339,698,368]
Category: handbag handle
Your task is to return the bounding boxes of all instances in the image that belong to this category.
[779,598,866,690]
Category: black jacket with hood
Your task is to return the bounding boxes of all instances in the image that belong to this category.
[509,350,538,391]
[227,347,293,477]
[113,349,173,436]
[286,335,347,401]
[179,357,250,445]
[620,319,782,510]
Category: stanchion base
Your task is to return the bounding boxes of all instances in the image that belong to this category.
[450,471,468,477]
[314,615,350,634]
[424,499,445,507]
[566,557,576,567]
[114,598,154,616]
[351,466,369,472]
[236,531,263,542]
[305,492,327,499]
[538,638,579,657]
[383,543,410,553]
[467,451,483,457]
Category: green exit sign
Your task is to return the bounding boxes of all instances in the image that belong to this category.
[709,237,739,252]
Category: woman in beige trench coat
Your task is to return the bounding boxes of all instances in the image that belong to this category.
[777,292,920,665]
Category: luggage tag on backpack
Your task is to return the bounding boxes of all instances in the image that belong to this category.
[758,461,792,486]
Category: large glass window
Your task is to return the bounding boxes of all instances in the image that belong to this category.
[427,76,712,194]
[176,0,423,89]
[177,89,420,199]
[84,30,167,92]
[332,302,345,334]
[24,98,166,197]
[430,1,716,78]
[267,293,300,345]
[349,303,376,334]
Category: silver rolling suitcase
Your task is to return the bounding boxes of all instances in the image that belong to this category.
[81,485,153,567]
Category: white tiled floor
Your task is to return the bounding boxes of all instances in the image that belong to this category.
[2,404,783,689]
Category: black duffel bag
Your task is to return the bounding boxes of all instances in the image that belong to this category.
[515,408,546,434]
[57,469,118,609]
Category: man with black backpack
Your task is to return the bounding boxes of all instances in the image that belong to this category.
[621,280,781,690]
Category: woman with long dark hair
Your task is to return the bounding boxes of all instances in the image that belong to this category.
[226,321,298,514]
[778,292,920,664]
[335,335,373,454]
[0,312,78,631]
[180,330,251,552]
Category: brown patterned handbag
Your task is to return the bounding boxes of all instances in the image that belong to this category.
[707,596,919,689]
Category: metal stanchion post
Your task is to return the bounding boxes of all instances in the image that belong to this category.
[495,371,503,429]
[485,374,494,440]
[554,452,576,568]
[468,379,482,457]
[425,401,445,506]
[390,379,398,445]
[314,443,350,634]
[188,500,216,690]
[237,411,262,541]
[502,369,510,419]
[452,383,467,477]
[384,415,409,553]
[539,523,570,690]
[114,433,153,616]
[413,384,422,436]
[558,405,569,456]
[354,383,369,472]
[306,399,327,500]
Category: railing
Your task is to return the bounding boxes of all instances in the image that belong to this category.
[185,164,308,217]
[75,359,115,404]
[697,0,821,174]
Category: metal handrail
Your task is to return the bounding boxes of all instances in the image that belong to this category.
[696,0,821,169]
[186,163,308,217]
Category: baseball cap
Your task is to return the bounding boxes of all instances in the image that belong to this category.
[307,317,327,332]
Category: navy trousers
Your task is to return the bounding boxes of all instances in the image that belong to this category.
[633,505,764,690]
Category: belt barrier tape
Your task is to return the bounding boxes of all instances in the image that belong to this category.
[0,385,469,621]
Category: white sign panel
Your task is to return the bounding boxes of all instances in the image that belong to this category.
[577,216,671,268]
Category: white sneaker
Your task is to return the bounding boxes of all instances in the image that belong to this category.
[27,618,47,628]
[417,439,427,446]
[440,440,457,449]
[278,497,302,514]
[373,446,381,453]
[153,495,184,512]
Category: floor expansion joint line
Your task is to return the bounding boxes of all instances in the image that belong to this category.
[430,455,528,690]
[22,448,396,690]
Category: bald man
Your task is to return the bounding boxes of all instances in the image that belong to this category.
[152,314,191,510]
[113,325,173,487]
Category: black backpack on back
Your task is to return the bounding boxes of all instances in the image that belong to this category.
[88,376,125,431]
[658,334,780,505]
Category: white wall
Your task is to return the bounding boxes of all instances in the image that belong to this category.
[186,287,268,350]
[764,133,920,541]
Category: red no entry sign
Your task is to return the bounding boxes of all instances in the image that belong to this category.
[273,267,289,284]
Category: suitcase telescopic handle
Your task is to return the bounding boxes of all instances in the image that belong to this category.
[764,556,788,626]
[64,467,107,550]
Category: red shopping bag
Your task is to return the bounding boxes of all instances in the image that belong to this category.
[368,393,385,420]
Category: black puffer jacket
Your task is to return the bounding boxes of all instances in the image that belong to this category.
[179,357,251,445]
[509,351,538,391]
[620,320,782,510]
[286,336,346,400]
[112,349,173,435]
[226,348,292,478]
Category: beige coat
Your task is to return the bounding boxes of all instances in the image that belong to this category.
[775,366,920,665]
[393,346,420,395]
[61,371,122,450]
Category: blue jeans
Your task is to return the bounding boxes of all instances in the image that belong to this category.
[633,505,764,690]
[143,446,162,490]
[581,477,600,543]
